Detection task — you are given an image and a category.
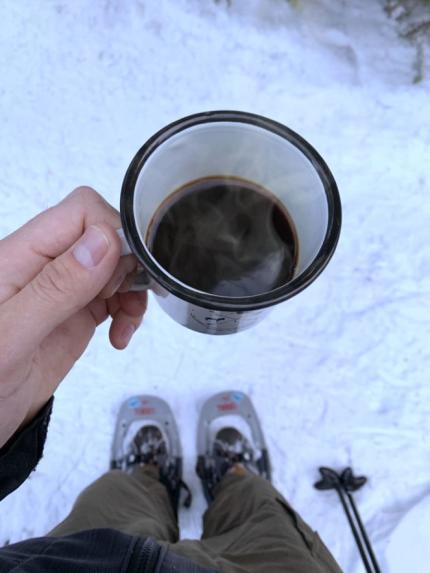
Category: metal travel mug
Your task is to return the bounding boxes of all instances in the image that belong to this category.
[117,110,341,335]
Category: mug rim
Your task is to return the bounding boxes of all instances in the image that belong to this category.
[121,110,342,311]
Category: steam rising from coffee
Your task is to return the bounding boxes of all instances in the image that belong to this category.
[147,176,298,297]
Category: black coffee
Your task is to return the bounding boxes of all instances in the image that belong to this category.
[147,176,298,297]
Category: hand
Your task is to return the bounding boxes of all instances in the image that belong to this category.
[0,187,148,447]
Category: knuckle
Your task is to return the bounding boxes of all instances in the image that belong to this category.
[31,259,77,306]
[70,187,119,220]
[71,186,99,202]
[135,292,148,310]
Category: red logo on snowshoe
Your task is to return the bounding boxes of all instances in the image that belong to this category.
[217,402,237,412]
[136,407,156,415]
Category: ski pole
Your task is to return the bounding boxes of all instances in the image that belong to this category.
[340,468,381,573]
[314,467,380,573]
[336,484,373,573]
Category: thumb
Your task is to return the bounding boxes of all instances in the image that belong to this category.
[4,224,121,354]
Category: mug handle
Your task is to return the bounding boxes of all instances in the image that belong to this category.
[116,228,152,291]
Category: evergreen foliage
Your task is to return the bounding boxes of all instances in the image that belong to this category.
[386,1,430,82]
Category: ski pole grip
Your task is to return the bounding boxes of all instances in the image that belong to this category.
[116,228,152,291]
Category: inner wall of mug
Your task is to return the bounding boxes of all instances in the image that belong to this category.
[133,122,328,278]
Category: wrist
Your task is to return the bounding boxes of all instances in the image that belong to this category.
[0,381,37,448]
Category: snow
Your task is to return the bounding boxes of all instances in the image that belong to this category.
[386,494,430,573]
[0,0,429,571]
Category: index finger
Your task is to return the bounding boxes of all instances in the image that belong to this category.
[0,187,121,299]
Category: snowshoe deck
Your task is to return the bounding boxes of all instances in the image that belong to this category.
[111,395,182,471]
[196,390,271,503]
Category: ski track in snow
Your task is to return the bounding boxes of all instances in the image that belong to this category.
[0,1,429,571]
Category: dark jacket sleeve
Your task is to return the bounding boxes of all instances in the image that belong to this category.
[0,532,218,572]
[0,397,53,501]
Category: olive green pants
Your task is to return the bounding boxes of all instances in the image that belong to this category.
[49,468,342,573]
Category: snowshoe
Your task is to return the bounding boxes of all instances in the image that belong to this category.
[111,395,191,516]
[196,391,271,503]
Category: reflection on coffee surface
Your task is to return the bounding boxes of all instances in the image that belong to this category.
[147,176,298,297]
